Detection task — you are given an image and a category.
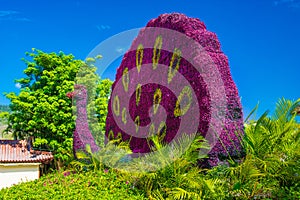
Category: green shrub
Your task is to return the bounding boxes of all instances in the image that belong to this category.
[0,170,147,200]
[1,98,299,199]
[206,98,300,199]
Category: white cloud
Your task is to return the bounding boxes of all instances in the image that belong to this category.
[0,10,18,17]
[0,10,30,22]
[96,25,111,31]
[15,83,21,89]
[116,47,125,53]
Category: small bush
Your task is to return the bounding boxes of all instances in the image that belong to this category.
[0,170,147,200]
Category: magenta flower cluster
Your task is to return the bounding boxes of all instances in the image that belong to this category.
[67,85,99,156]
[105,13,244,167]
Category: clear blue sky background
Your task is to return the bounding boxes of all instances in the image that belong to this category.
[0,0,299,118]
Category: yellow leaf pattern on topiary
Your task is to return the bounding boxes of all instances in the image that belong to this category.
[149,123,155,136]
[157,121,167,141]
[174,86,192,117]
[122,67,129,92]
[136,44,144,73]
[152,35,163,70]
[113,95,120,116]
[122,107,127,124]
[168,48,181,84]
[135,116,140,133]
[117,132,123,140]
[136,83,142,106]
[108,129,114,140]
[153,88,162,115]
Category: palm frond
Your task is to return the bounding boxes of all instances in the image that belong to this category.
[149,189,165,200]
[244,102,259,123]
[167,187,190,200]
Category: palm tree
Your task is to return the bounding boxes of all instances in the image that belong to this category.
[224,98,300,198]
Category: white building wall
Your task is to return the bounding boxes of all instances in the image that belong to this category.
[0,163,40,189]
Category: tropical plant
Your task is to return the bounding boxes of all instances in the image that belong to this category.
[0,98,299,199]
[207,98,300,199]
[244,98,300,185]
[126,134,229,200]
[69,135,132,172]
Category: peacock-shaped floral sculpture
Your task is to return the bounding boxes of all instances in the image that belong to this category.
[105,13,245,167]
[67,84,99,156]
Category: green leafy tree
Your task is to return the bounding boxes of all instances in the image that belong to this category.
[0,111,9,138]
[95,79,112,144]
[0,111,9,124]
[5,50,113,167]
[75,58,112,147]
[5,50,82,163]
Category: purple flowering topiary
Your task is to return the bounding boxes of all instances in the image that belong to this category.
[67,85,99,156]
[105,13,244,167]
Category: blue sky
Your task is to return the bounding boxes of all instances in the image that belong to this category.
[0,0,299,118]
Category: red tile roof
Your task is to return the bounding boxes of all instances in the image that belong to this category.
[0,140,53,164]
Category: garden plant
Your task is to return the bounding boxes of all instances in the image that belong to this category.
[0,13,299,200]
